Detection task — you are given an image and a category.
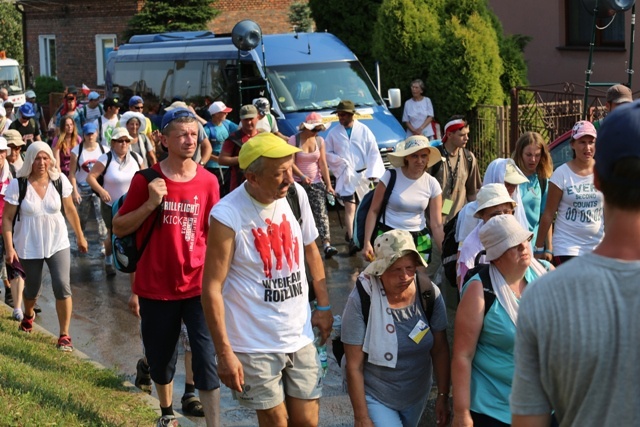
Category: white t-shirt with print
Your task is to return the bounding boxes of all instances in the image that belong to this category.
[71,143,109,184]
[550,163,604,256]
[4,174,73,259]
[379,168,442,231]
[93,115,119,145]
[210,183,319,353]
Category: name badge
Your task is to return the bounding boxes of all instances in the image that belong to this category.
[409,319,430,344]
[442,199,453,216]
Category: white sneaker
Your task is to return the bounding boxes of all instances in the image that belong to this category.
[12,308,23,321]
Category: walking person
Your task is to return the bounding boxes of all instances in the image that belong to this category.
[69,122,109,253]
[324,100,385,255]
[52,115,82,177]
[202,132,333,427]
[86,127,143,276]
[288,112,338,258]
[113,107,221,427]
[534,121,604,266]
[2,141,88,351]
[203,101,237,197]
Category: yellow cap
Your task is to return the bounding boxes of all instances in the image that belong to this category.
[239,132,301,170]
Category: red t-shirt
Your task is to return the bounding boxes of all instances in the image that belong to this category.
[119,163,220,300]
[221,129,254,192]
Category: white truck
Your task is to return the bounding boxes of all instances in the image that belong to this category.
[0,53,25,108]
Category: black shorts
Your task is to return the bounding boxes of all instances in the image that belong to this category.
[139,296,219,390]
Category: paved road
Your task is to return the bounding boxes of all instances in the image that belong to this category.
[29,206,449,426]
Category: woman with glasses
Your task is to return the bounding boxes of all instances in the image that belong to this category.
[287,112,338,258]
[534,121,604,266]
[86,127,143,276]
[52,115,81,176]
[120,111,156,168]
[452,215,553,427]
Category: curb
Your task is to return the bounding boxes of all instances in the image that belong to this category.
[1,302,196,427]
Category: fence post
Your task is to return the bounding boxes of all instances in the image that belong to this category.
[509,87,519,154]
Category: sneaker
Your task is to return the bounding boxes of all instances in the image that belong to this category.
[57,335,74,352]
[34,303,42,314]
[12,308,23,321]
[19,314,35,333]
[155,415,179,427]
[324,245,338,259]
[181,392,205,417]
[348,240,359,256]
[105,263,117,277]
[135,358,153,394]
[4,286,13,308]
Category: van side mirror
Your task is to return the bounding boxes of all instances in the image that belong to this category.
[387,88,401,109]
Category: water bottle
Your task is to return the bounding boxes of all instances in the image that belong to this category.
[313,327,328,378]
[326,192,336,206]
[330,315,342,341]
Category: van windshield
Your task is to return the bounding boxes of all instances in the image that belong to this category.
[0,65,24,95]
[266,61,382,113]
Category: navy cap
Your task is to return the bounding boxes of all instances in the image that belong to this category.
[129,95,143,107]
[82,122,98,135]
[161,107,196,130]
[595,100,640,180]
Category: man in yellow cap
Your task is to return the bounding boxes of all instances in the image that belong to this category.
[202,132,333,426]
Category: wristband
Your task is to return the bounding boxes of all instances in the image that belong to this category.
[534,249,544,255]
[534,246,545,252]
[544,249,554,255]
[315,305,331,311]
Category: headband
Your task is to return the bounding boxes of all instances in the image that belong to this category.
[442,119,466,142]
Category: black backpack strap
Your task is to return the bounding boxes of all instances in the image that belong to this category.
[76,142,84,171]
[377,169,397,226]
[130,151,143,169]
[478,266,496,316]
[8,163,15,178]
[13,177,28,227]
[135,168,163,256]
[228,130,244,149]
[52,178,62,199]
[356,278,371,327]
[295,133,301,148]
[285,184,302,224]
[416,270,435,323]
[463,148,474,171]
[540,177,548,197]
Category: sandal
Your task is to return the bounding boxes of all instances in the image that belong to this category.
[181,392,204,417]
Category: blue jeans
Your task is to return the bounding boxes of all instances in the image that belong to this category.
[365,393,428,427]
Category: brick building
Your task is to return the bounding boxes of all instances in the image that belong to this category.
[209,0,307,35]
[18,0,306,90]
[18,0,144,89]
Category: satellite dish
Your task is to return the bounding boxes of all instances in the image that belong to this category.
[582,0,635,14]
[231,20,262,51]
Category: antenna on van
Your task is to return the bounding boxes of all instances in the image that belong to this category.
[232,20,270,107]
[307,34,311,55]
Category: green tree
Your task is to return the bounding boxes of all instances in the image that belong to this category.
[289,2,314,32]
[373,0,519,121]
[309,0,383,74]
[0,3,23,65]
[124,0,220,42]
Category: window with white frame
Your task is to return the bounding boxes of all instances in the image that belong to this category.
[95,35,117,85]
[38,35,56,77]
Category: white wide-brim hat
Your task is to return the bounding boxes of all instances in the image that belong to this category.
[120,111,147,134]
[387,136,441,169]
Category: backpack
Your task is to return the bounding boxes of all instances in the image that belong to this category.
[95,151,143,195]
[285,183,316,302]
[14,177,63,227]
[441,210,462,288]
[82,104,104,124]
[462,262,496,317]
[111,168,162,273]
[352,169,397,251]
[332,270,437,366]
[76,142,106,172]
[429,146,474,181]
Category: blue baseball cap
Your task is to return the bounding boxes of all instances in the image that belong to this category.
[19,103,35,118]
[129,95,143,107]
[87,91,100,101]
[82,122,98,135]
[161,107,196,130]
[595,99,640,181]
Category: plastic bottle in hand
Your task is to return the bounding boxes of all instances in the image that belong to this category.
[313,327,328,378]
[326,192,336,206]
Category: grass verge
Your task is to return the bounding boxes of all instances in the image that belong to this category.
[0,307,157,426]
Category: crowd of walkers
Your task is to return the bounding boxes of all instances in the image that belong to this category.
[2,80,638,427]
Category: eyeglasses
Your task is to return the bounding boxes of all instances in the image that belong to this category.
[111,139,130,144]
[131,105,144,111]
[66,96,76,101]
[311,127,323,132]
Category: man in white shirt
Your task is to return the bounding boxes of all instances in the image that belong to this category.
[324,100,385,255]
[93,97,121,145]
